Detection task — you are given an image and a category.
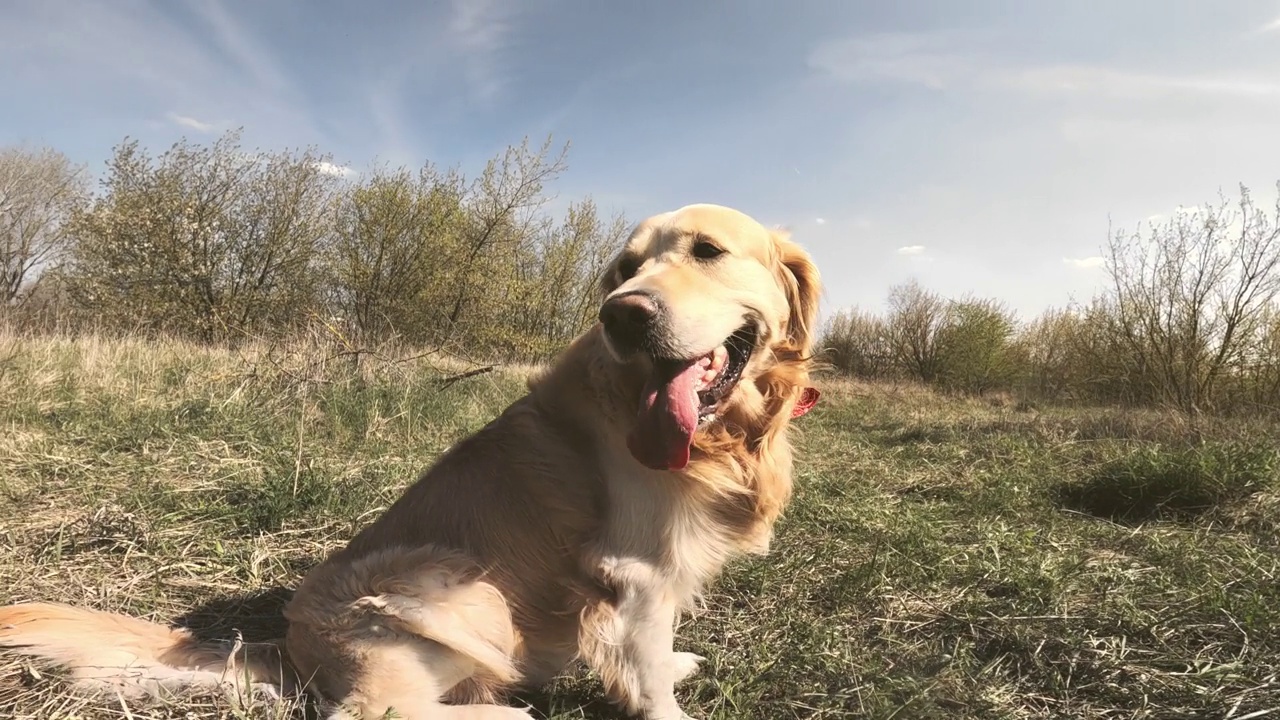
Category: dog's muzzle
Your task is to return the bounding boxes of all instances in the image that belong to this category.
[599,291,665,357]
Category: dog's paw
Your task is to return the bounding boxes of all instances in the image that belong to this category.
[671,652,706,683]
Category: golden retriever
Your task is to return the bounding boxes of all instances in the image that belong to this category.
[0,203,822,720]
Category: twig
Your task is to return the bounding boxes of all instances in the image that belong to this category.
[435,365,495,389]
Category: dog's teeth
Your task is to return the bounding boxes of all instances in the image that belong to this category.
[711,345,728,371]
[692,346,731,393]
[697,368,716,391]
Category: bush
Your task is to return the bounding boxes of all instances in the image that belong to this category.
[934,297,1021,394]
[818,308,893,378]
[62,131,338,340]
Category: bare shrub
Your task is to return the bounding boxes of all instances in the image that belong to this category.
[1099,185,1280,414]
[0,145,90,307]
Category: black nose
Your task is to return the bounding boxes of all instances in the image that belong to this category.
[599,292,659,352]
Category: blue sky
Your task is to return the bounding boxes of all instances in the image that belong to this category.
[5,0,1280,320]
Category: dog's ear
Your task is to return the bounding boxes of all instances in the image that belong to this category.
[597,257,622,299]
[597,222,646,300]
[772,229,822,354]
[596,250,639,300]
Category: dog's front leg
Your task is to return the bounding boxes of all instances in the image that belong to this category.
[579,559,692,720]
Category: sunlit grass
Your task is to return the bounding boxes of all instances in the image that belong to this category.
[1,335,1277,719]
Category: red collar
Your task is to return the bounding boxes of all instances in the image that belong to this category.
[791,387,821,418]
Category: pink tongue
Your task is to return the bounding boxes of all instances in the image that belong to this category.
[627,359,702,470]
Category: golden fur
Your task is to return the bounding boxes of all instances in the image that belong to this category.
[0,204,822,720]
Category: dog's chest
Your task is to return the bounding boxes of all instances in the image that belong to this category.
[597,457,739,596]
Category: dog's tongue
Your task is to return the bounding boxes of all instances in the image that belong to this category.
[628,358,702,470]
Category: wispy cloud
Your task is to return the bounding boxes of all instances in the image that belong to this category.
[1,0,326,154]
[185,0,289,94]
[315,161,356,178]
[1063,256,1105,269]
[166,112,215,133]
[1009,65,1280,100]
[810,31,1280,101]
[814,217,826,225]
[807,32,980,90]
[897,245,927,256]
[1256,15,1280,33]
[363,68,416,168]
[448,0,513,102]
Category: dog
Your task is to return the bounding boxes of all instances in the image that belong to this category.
[0,203,822,719]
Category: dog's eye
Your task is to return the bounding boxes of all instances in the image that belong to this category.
[617,257,641,280]
[692,240,725,260]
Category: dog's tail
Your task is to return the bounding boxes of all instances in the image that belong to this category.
[0,602,294,697]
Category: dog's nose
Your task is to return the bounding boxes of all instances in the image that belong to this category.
[599,292,659,351]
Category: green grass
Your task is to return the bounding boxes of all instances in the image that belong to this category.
[1056,441,1278,522]
[1,332,1278,719]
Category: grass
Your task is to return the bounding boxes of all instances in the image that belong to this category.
[1057,442,1279,523]
[1,331,1278,719]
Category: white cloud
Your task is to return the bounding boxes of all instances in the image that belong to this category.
[315,161,357,178]
[1257,16,1280,33]
[1063,256,1105,269]
[166,112,215,133]
[897,245,926,255]
[814,217,826,225]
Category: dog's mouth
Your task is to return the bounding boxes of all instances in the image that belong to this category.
[626,323,758,471]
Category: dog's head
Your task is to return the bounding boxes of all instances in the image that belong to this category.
[597,204,821,471]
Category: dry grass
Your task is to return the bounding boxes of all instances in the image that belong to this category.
[2,334,1278,719]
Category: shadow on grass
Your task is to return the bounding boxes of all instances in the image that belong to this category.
[512,679,627,720]
[1056,442,1278,523]
[171,588,617,719]
[174,586,294,644]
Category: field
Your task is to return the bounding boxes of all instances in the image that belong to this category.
[1,333,1278,719]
